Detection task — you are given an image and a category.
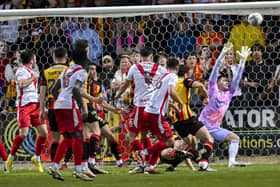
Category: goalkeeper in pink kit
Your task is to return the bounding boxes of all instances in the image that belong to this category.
[199,43,251,167]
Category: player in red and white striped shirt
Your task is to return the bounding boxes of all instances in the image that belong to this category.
[115,47,166,173]
[6,49,48,173]
[142,58,188,174]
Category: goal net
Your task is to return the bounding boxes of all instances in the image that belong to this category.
[0,2,279,163]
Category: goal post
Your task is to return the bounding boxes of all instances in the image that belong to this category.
[0,1,279,163]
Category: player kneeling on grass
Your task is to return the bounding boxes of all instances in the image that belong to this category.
[199,43,251,168]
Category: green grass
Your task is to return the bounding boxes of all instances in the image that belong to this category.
[0,164,280,187]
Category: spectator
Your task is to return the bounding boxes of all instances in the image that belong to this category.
[0,40,15,89]
[112,55,131,89]
[115,18,145,56]
[228,15,266,61]
[185,52,203,107]
[71,17,103,65]
[267,63,280,106]
[169,17,196,57]
[185,52,203,82]
[4,50,21,105]
[98,55,118,99]
[196,19,223,59]
[0,0,21,44]
[243,44,272,106]
[37,18,71,69]
[198,45,213,80]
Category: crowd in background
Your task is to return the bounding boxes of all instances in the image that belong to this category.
[0,1,279,118]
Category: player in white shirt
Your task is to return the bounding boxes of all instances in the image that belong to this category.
[6,49,48,173]
[115,47,166,173]
[141,58,186,174]
[49,39,102,181]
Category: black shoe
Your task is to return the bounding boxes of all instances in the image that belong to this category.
[165,165,176,172]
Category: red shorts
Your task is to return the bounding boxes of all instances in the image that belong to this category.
[142,111,173,140]
[128,106,145,134]
[54,108,83,134]
[17,103,41,128]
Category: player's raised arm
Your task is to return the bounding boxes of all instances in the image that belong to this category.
[209,43,233,83]
[231,46,252,90]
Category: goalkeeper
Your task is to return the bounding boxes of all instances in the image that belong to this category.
[199,43,251,167]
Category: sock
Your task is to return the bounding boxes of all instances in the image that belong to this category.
[53,138,72,164]
[88,157,96,165]
[35,136,46,156]
[11,135,25,156]
[148,141,167,166]
[89,134,100,159]
[110,139,121,160]
[75,165,82,173]
[201,141,213,161]
[130,139,143,152]
[147,141,167,156]
[229,139,239,163]
[142,137,152,162]
[64,147,73,162]
[149,151,161,166]
[50,142,59,162]
[72,137,83,166]
[0,141,8,161]
[82,139,90,162]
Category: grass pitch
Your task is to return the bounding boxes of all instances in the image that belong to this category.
[0,163,279,187]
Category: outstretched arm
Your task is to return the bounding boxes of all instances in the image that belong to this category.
[209,43,233,83]
[231,46,252,90]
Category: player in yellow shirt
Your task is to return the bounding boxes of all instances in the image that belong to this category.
[39,47,68,163]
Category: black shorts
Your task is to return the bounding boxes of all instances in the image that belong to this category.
[48,109,58,132]
[173,116,203,138]
[87,104,99,123]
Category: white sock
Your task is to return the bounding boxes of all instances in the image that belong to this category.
[8,154,14,160]
[229,139,239,163]
[141,149,148,156]
[116,159,123,165]
[82,162,88,170]
[75,165,82,173]
[52,162,59,170]
[88,157,96,165]
[34,155,41,161]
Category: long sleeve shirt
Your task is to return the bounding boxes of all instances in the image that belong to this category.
[199,57,245,129]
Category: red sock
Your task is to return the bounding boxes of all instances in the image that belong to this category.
[53,138,72,164]
[35,136,47,156]
[73,137,83,166]
[149,151,161,166]
[148,141,167,165]
[11,135,25,156]
[147,141,167,155]
[0,141,8,161]
[130,139,143,152]
[142,137,152,161]
[142,137,152,149]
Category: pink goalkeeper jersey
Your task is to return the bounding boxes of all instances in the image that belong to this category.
[145,73,178,115]
[126,61,166,107]
[16,65,38,107]
[199,58,245,129]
